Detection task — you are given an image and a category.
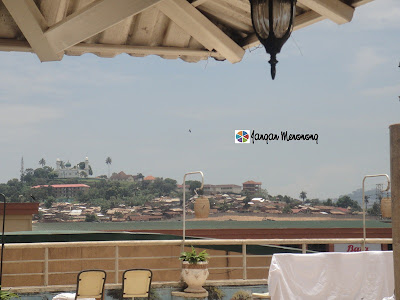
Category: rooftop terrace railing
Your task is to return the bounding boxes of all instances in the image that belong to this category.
[3,238,392,293]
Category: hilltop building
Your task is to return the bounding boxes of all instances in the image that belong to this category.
[144,175,156,182]
[242,180,262,193]
[32,184,90,198]
[56,157,90,178]
[110,171,143,182]
[203,184,242,195]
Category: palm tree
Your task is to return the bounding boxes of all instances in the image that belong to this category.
[105,157,112,178]
[300,191,307,203]
[39,158,46,167]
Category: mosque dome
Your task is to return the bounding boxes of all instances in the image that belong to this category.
[65,161,71,168]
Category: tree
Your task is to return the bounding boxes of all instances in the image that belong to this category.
[282,204,292,214]
[368,202,381,216]
[252,189,269,200]
[114,211,123,219]
[186,180,202,195]
[88,165,93,176]
[337,195,361,211]
[106,157,112,178]
[243,194,252,209]
[39,158,46,167]
[80,171,88,178]
[300,191,307,202]
[364,195,370,210]
[85,214,98,222]
[44,197,55,209]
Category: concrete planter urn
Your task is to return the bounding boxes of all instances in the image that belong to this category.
[179,246,209,293]
[181,261,209,293]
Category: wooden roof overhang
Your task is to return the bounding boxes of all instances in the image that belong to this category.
[0,0,374,63]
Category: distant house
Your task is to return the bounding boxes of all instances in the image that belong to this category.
[32,184,90,198]
[242,180,262,193]
[110,171,143,182]
[331,207,350,215]
[203,184,242,195]
[143,175,156,182]
[110,171,135,182]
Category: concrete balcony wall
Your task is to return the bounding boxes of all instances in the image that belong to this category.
[2,242,269,288]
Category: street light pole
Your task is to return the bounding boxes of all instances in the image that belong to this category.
[361,174,390,251]
[0,193,6,288]
[182,171,204,252]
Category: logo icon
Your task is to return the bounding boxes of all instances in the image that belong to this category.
[235,130,250,143]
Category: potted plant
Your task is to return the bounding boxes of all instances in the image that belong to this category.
[179,246,209,293]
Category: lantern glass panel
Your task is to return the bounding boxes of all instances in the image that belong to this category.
[272,0,293,38]
[252,0,269,39]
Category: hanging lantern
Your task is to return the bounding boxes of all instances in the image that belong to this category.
[194,196,210,218]
[250,0,296,79]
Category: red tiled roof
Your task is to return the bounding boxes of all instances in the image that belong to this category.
[144,176,155,181]
[243,180,262,185]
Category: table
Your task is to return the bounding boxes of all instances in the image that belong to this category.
[268,251,394,300]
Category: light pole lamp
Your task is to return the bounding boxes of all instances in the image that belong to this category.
[0,193,6,288]
[361,174,390,250]
[182,171,204,251]
[250,0,297,79]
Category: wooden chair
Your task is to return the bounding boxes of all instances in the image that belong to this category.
[252,292,271,299]
[122,269,152,299]
[75,270,107,300]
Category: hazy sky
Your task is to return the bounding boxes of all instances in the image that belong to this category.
[0,0,399,200]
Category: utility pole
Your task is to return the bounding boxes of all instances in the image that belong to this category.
[390,123,400,297]
[20,156,24,182]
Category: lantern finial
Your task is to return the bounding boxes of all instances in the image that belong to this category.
[269,53,278,80]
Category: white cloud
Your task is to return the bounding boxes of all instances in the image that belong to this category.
[349,47,388,83]
[353,0,400,30]
[170,106,244,121]
[0,53,139,103]
[0,104,62,126]
[362,83,400,98]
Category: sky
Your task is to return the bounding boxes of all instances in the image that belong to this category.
[0,0,399,200]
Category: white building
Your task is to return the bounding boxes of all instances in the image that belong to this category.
[56,157,90,178]
[203,184,242,195]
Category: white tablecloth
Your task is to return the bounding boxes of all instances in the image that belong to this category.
[268,251,394,300]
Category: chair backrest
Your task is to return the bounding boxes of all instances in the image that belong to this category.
[75,270,107,300]
[122,269,152,298]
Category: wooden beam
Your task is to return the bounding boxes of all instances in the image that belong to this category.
[71,43,224,59]
[297,0,354,24]
[351,0,374,8]
[0,39,32,52]
[2,0,62,61]
[192,0,212,7]
[45,0,164,53]
[158,0,245,63]
[0,39,224,60]
[242,10,324,49]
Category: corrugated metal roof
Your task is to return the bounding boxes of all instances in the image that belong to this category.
[0,0,373,63]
